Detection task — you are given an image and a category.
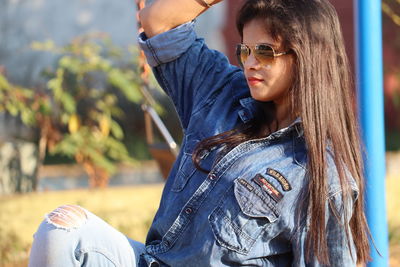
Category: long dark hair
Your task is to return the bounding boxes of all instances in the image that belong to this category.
[192,0,370,265]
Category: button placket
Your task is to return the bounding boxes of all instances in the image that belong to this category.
[209,173,217,181]
[185,207,193,214]
[147,141,269,256]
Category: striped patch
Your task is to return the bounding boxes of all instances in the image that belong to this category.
[252,174,283,202]
[238,178,254,192]
[266,168,292,191]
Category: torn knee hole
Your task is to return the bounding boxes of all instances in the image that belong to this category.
[46,205,88,229]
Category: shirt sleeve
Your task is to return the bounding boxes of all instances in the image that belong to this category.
[291,191,358,267]
[138,21,242,130]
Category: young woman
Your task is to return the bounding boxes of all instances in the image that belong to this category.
[29,0,371,266]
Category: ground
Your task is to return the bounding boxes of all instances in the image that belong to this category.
[0,177,399,266]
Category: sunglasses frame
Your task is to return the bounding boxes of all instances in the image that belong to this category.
[236,43,292,68]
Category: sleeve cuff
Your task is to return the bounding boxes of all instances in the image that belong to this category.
[137,21,197,67]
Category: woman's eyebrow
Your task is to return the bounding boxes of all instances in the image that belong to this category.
[242,42,278,48]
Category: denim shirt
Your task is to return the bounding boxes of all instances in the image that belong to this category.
[138,21,358,267]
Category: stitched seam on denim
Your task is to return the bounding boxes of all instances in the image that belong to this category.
[230,71,245,101]
[154,67,172,99]
[219,210,254,244]
[148,42,187,127]
[154,66,185,129]
[166,176,215,244]
[211,141,266,173]
[215,139,295,185]
[291,133,307,170]
[165,214,192,246]
[148,143,258,255]
[171,154,195,192]
[147,179,216,254]
[147,216,192,254]
[145,23,196,66]
[171,134,204,192]
[147,40,162,66]
[209,201,272,255]
[190,49,233,114]
[230,137,282,160]
[190,88,220,118]
[209,208,253,254]
[148,139,286,255]
[77,247,119,267]
[234,180,279,218]
[163,64,189,128]
[233,197,279,237]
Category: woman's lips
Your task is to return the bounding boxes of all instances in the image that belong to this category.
[247,77,264,86]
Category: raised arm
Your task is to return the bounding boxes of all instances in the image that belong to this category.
[139,0,223,38]
[137,0,241,130]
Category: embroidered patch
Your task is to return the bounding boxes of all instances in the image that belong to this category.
[238,178,254,192]
[252,174,283,202]
[266,168,292,191]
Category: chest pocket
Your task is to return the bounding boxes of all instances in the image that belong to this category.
[208,178,279,255]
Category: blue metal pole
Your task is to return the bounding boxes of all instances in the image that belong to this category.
[354,0,389,266]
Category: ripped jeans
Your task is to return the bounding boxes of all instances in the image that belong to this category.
[28,205,147,267]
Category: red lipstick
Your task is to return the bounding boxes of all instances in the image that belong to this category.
[247,77,264,86]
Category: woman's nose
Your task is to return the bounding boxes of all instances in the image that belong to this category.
[244,53,261,70]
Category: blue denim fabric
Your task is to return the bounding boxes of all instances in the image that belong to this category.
[137,21,359,267]
[29,207,146,267]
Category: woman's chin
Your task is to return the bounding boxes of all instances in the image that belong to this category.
[249,89,271,102]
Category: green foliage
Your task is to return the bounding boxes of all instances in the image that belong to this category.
[386,131,400,151]
[1,34,161,182]
[382,0,400,27]
[0,74,51,126]
[36,35,158,175]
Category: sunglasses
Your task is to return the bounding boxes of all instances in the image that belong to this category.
[236,43,292,68]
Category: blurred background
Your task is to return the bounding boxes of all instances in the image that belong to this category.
[0,0,399,266]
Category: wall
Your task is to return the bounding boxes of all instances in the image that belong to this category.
[0,0,225,86]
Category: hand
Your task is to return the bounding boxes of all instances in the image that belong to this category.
[139,0,224,38]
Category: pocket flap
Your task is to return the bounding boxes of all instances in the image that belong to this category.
[234,178,279,222]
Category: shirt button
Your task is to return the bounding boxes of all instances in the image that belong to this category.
[209,173,217,181]
[185,207,193,214]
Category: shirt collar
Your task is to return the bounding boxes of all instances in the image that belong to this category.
[238,97,258,123]
[238,97,303,138]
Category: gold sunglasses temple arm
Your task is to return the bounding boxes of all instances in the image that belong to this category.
[275,51,289,57]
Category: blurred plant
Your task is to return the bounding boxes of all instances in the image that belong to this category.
[0,34,160,188]
[384,69,400,150]
[0,70,52,166]
[382,0,400,150]
[392,73,400,109]
[382,0,400,26]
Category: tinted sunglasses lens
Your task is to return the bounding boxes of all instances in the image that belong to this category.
[236,44,250,67]
[236,44,275,67]
[235,44,244,67]
[254,45,274,64]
